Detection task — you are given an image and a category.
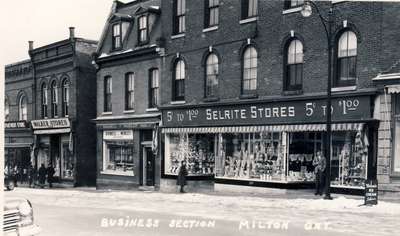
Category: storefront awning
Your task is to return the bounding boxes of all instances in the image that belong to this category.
[162,123,364,134]
[33,128,71,135]
[386,85,400,94]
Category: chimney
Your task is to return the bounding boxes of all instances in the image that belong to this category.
[69,27,75,39]
[28,41,34,51]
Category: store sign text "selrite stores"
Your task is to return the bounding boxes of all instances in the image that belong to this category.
[163,96,371,127]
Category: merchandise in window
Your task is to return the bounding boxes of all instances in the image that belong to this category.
[330,131,368,188]
[62,143,74,179]
[103,141,135,175]
[165,133,215,176]
[216,132,286,181]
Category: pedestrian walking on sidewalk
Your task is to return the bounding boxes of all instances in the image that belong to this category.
[177,161,188,193]
[47,164,55,188]
[313,151,326,196]
[28,163,35,188]
[38,164,47,188]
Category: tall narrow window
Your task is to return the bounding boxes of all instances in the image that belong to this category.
[112,23,122,49]
[173,0,186,34]
[205,53,219,97]
[173,59,185,101]
[104,76,112,112]
[285,39,303,91]
[5,98,9,121]
[336,30,357,87]
[138,16,148,44]
[284,0,304,9]
[149,69,159,108]
[125,73,135,111]
[19,95,27,121]
[242,46,258,94]
[205,0,219,28]
[41,83,48,118]
[241,0,258,19]
[62,79,70,117]
[51,81,58,118]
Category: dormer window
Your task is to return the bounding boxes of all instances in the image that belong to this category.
[138,15,148,44]
[112,23,122,49]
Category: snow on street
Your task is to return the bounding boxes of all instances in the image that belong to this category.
[5,187,400,236]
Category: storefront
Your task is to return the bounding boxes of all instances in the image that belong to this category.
[31,118,75,183]
[95,116,160,190]
[161,94,378,193]
[4,121,33,182]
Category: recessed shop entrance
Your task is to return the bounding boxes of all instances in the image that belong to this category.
[142,144,155,186]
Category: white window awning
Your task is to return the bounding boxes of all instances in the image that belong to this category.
[162,123,364,134]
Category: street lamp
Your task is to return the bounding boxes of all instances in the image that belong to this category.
[301,0,333,200]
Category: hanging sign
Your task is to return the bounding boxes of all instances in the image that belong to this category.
[103,130,133,140]
[5,121,28,129]
[364,179,378,205]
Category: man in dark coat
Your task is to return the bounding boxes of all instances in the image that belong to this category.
[313,151,327,196]
[38,164,47,188]
[177,161,188,193]
[47,164,55,188]
[27,162,35,188]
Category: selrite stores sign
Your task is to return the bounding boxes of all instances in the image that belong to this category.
[31,118,70,129]
[162,95,371,127]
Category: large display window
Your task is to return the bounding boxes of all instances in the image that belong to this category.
[164,133,215,176]
[103,141,135,176]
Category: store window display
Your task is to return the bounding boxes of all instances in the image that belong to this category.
[164,133,215,176]
[215,132,286,181]
[330,130,368,188]
[103,141,135,176]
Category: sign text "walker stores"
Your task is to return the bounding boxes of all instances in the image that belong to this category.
[163,96,371,127]
[31,118,70,129]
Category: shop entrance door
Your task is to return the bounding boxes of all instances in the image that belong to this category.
[144,147,155,186]
[50,135,61,181]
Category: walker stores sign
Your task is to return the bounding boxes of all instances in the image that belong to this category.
[31,118,70,129]
[162,96,371,127]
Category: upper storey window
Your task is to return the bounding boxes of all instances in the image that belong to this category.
[104,76,112,112]
[138,15,148,44]
[173,0,186,35]
[241,0,258,19]
[62,79,70,117]
[112,23,122,49]
[51,81,58,118]
[205,0,219,28]
[173,59,185,101]
[205,53,219,98]
[285,39,304,91]
[19,95,27,121]
[242,46,258,94]
[5,98,9,121]
[284,0,304,9]
[336,30,357,87]
[41,83,48,118]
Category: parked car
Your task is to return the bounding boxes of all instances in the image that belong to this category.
[3,197,41,236]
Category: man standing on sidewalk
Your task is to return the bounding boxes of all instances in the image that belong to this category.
[313,151,326,196]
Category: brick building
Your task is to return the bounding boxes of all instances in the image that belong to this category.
[27,28,98,186]
[94,0,163,190]
[157,0,400,194]
[4,60,34,181]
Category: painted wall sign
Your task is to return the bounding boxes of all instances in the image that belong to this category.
[103,130,134,140]
[31,118,70,129]
[5,121,28,129]
[162,96,371,127]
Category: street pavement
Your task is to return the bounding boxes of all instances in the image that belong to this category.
[4,187,399,236]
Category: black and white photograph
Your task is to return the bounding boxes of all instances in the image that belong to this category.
[1,0,400,235]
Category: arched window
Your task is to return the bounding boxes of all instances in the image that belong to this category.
[285,39,303,91]
[51,81,58,118]
[242,46,257,94]
[62,79,70,117]
[5,98,9,121]
[336,30,357,86]
[41,83,48,118]
[205,53,219,98]
[173,59,185,101]
[19,95,27,121]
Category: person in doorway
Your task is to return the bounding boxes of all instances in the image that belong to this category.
[28,162,35,188]
[47,164,55,188]
[38,164,47,188]
[313,151,327,196]
[177,161,188,193]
